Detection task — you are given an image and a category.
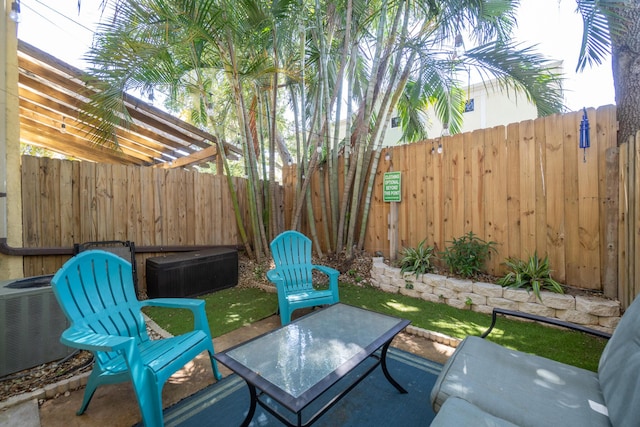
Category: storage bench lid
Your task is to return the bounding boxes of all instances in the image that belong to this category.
[146,248,237,267]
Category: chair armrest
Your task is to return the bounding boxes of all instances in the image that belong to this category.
[266,269,283,284]
[62,326,144,374]
[266,270,288,308]
[61,326,133,352]
[480,308,612,339]
[313,265,339,295]
[141,298,211,336]
[313,265,339,278]
[142,298,205,310]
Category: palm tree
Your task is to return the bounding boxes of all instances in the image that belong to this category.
[82,0,293,260]
[606,1,640,145]
[80,0,564,259]
[292,0,565,256]
[574,0,638,145]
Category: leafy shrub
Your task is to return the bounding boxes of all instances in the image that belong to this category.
[399,239,435,278]
[497,252,564,302]
[441,232,496,279]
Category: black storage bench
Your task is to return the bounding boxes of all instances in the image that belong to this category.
[146,248,238,298]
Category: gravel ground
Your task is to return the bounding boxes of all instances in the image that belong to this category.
[0,250,373,403]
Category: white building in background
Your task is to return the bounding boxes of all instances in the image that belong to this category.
[382,62,563,146]
[335,62,562,148]
[383,79,540,146]
[449,79,539,131]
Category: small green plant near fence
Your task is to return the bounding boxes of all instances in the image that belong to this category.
[253,265,265,280]
[441,232,497,279]
[348,269,364,283]
[399,239,436,278]
[497,251,564,302]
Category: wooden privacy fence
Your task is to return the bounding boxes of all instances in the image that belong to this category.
[372,105,619,293]
[17,106,640,306]
[20,156,256,289]
[287,105,635,301]
[619,130,640,308]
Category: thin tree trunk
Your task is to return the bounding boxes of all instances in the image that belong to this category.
[289,84,303,228]
[358,50,416,248]
[315,1,333,252]
[291,77,324,230]
[256,93,273,243]
[223,33,268,259]
[306,77,325,252]
[342,0,389,255]
[306,187,324,257]
[215,138,254,258]
[269,27,280,242]
[327,0,353,252]
[290,2,308,230]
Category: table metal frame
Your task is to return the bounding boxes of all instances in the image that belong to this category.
[214,303,410,427]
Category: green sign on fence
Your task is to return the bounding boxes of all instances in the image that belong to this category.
[383,171,401,202]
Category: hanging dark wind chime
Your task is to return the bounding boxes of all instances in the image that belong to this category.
[579,108,590,163]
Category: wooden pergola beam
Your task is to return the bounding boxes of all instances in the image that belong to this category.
[159,145,218,169]
[16,40,244,166]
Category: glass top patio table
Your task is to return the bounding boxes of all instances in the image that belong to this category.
[214,303,410,426]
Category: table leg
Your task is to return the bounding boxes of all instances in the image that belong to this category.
[240,383,258,427]
[380,341,408,394]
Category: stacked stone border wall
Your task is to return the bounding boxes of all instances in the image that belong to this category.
[371,257,621,335]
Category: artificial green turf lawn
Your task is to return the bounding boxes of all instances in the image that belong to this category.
[143,287,277,338]
[339,283,607,372]
[145,283,607,372]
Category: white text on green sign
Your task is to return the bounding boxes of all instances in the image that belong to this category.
[383,172,401,202]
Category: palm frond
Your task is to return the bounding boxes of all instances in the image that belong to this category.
[463,41,564,116]
[574,0,629,72]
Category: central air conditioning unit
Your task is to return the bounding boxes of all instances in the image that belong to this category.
[0,275,73,378]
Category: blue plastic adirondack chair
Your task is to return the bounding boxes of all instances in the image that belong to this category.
[267,231,340,325]
[51,250,222,427]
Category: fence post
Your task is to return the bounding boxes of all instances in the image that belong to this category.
[389,202,398,261]
[603,147,619,300]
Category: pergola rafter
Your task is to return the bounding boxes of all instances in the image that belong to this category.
[18,40,241,168]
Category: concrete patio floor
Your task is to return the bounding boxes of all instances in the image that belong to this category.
[12,309,456,427]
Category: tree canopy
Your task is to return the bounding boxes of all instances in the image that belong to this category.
[82,0,565,259]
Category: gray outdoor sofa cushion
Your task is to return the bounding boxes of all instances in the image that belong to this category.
[430,396,519,427]
[429,293,640,427]
[430,336,609,427]
[597,292,640,426]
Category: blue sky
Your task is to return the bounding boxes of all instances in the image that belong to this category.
[17,0,615,112]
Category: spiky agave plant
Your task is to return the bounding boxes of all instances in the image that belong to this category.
[497,251,564,301]
[399,239,435,278]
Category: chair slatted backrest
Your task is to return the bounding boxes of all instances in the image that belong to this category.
[270,231,314,293]
[52,250,149,366]
[73,241,139,294]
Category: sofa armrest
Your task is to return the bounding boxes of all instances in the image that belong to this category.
[480,308,612,339]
